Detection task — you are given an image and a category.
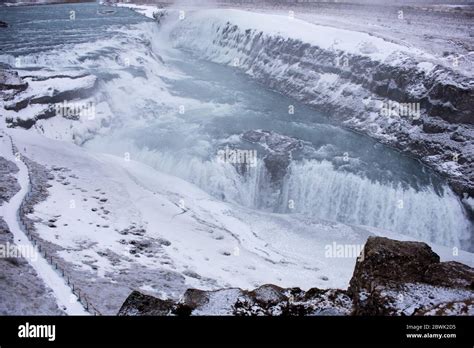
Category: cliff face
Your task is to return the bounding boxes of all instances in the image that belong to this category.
[118,236,474,316]
[167,10,473,202]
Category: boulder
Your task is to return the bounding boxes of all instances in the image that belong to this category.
[117,290,174,316]
[349,237,473,315]
[348,237,440,294]
[423,261,474,290]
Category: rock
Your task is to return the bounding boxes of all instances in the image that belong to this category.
[120,285,352,316]
[349,237,440,293]
[421,118,447,134]
[117,290,174,316]
[157,238,171,246]
[242,130,302,154]
[182,270,201,279]
[0,157,20,205]
[263,152,291,183]
[118,237,473,316]
[349,237,473,316]
[241,130,303,183]
[0,218,63,315]
[0,70,28,101]
[450,131,466,142]
[0,70,27,91]
[0,21,8,28]
[423,261,474,290]
[415,298,474,316]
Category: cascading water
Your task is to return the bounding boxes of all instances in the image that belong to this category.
[278,160,470,247]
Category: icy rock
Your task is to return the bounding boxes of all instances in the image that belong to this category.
[0,70,28,101]
[0,70,27,91]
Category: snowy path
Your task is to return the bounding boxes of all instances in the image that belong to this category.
[0,132,88,315]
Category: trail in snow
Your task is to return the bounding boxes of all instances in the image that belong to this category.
[0,132,88,315]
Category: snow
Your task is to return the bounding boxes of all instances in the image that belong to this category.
[0,132,88,315]
[417,61,435,74]
[385,283,474,316]
[115,3,164,20]
[162,8,439,66]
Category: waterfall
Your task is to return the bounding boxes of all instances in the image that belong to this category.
[112,143,470,248]
[279,160,470,248]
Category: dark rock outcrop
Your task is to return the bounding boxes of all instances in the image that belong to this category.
[118,237,474,316]
[0,70,28,100]
[242,130,303,183]
[423,261,474,290]
[348,237,440,298]
[349,237,474,315]
[118,290,175,316]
